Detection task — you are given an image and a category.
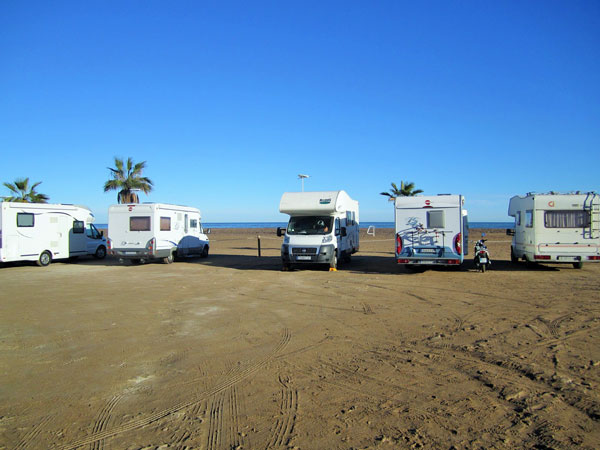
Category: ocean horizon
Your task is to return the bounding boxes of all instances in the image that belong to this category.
[96,221,513,230]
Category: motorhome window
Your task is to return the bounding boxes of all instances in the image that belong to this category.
[17,213,34,227]
[335,218,340,235]
[160,217,171,231]
[516,211,521,227]
[190,219,198,228]
[346,211,352,224]
[352,211,356,225]
[544,210,590,228]
[525,210,533,228]
[86,224,100,238]
[184,214,189,233]
[130,216,151,231]
[287,216,333,235]
[427,210,445,228]
[73,220,85,234]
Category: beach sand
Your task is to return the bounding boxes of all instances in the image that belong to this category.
[1,228,599,449]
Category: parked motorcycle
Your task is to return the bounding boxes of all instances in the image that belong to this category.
[474,233,491,272]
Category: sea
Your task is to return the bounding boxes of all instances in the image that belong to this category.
[95,221,513,229]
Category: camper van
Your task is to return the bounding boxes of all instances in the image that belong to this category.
[108,203,210,264]
[507,192,600,269]
[394,195,468,270]
[277,191,359,270]
[0,202,107,266]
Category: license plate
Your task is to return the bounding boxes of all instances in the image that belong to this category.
[296,256,312,261]
[479,258,488,263]
[419,249,437,254]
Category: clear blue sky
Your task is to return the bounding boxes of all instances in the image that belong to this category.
[1,1,599,223]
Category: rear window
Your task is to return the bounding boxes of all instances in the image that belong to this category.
[544,210,590,228]
[427,210,445,228]
[130,216,151,231]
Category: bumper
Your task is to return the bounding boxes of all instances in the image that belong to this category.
[282,244,335,264]
[397,246,463,265]
[109,248,171,260]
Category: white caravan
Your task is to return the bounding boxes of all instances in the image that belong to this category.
[507,192,600,269]
[394,195,468,269]
[277,191,359,270]
[0,202,107,266]
[108,203,210,264]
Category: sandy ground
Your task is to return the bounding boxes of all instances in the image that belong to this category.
[1,228,599,450]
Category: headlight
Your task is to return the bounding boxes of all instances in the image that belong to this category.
[322,235,333,243]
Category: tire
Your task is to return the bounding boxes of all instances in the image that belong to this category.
[37,251,52,267]
[330,249,338,270]
[510,247,518,263]
[131,258,142,265]
[201,245,209,258]
[282,262,291,271]
[163,253,174,264]
[573,261,583,269]
[481,263,486,273]
[95,246,107,260]
[343,253,352,263]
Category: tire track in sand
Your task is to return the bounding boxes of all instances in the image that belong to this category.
[264,375,298,450]
[89,395,123,450]
[54,327,291,450]
[14,415,52,450]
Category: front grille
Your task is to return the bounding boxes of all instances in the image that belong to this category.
[291,247,318,255]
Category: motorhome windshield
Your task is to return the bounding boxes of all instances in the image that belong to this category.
[287,216,333,235]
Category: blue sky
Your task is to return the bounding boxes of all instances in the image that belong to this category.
[1,1,599,223]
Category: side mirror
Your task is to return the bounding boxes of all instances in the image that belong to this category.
[205,228,211,234]
[100,230,104,237]
[506,228,515,236]
[277,227,284,237]
[341,227,347,237]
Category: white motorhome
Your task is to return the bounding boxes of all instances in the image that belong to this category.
[277,191,359,270]
[108,203,210,264]
[0,202,107,266]
[394,195,468,270]
[507,192,600,269]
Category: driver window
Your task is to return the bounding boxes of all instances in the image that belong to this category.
[335,218,340,235]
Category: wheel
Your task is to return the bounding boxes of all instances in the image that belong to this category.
[282,262,291,271]
[481,263,486,273]
[510,247,518,263]
[163,253,174,264]
[201,245,209,258]
[131,258,142,265]
[37,251,52,267]
[330,249,338,270]
[95,246,107,259]
[573,261,583,269]
[343,253,352,263]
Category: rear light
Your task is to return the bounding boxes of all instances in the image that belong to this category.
[147,238,156,256]
[107,238,112,254]
[397,259,410,264]
[396,234,403,255]
[588,256,600,260]
[454,233,462,255]
[447,259,460,265]
[534,255,551,260]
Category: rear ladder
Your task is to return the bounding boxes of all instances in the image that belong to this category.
[583,192,600,239]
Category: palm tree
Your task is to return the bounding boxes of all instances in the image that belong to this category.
[104,157,153,203]
[2,178,49,203]
[380,181,423,200]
